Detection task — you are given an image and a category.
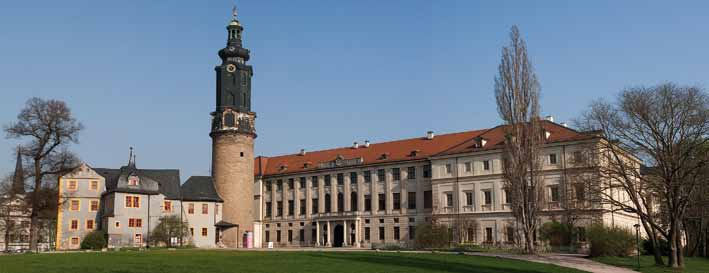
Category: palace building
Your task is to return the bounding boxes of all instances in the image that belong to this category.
[56,7,641,250]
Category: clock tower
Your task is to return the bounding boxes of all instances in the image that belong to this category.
[210,7,256,248]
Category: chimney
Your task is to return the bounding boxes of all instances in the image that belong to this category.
[363,140,370,148]
[426,131,435,140]
[560,122,568,127]
[545,115,554,122]
[545,130,551,139]
[299,149,306,156]
[352,142,359,149]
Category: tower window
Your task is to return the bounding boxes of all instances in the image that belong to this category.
[240,152,244,157]
[224,113,235,127]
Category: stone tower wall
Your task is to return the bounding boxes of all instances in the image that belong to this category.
[212,132,254,248]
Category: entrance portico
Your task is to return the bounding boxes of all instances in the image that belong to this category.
[314,218,361,248]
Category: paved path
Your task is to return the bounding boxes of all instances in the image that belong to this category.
[466,252,639,273]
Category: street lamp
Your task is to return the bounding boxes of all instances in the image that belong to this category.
[633,223,641,269]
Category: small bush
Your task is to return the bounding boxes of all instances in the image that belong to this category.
[642,238,669,255]
[414,223,451,249]
[81,230,107,250]
[587,224,635,257]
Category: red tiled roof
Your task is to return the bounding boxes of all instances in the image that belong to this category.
[254,121,595,177]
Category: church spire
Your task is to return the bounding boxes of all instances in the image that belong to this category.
[12,146,25,195]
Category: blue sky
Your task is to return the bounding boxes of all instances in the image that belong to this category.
[1,1,708,180]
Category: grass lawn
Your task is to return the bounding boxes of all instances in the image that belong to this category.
[0,249,588,273]
[593,256,709,273]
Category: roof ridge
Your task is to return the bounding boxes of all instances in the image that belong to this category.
[260,127,492,159]
[432,125,501,157]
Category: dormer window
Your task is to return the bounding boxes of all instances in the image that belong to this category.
[279,164,288,171]
[409,150,421,157]
[303,162,312,169]
[379,153,390,160]
[473,137,488,148]
[128,175,139,186]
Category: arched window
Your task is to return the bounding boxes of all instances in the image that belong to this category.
[337,193,344,212]
[224,113,235,127]
[324,194,331,213]
[350,192,357,211]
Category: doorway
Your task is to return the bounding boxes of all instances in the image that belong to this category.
[333,224,344,247]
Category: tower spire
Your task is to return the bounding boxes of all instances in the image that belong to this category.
[127,147,136,168]
[12,146,25,195]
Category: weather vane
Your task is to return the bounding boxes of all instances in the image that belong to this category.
[232,5,238,20]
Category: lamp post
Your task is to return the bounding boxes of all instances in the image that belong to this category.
[633,223,640,269]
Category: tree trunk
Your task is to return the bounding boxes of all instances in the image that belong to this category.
[677,226,685,268]
[28,160,41,251]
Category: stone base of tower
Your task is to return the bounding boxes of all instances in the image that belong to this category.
[212,132,255,248]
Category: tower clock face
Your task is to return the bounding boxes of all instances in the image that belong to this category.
[226,64,237,72]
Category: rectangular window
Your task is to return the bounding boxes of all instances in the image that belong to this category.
[265,231,270,242]
[134,234,143,245]
[379,227,385,241]
[549,154,557,165]
[311,198,318,213]
[163,201,172,212]
[423,190,432,209]
[288,230,293,242]
[392,168,401,181]
[190,228,194,236]
[277,179,283,191]
[337,173,344,185]
[324,175,331,186]
[445,192,454,207]
[378,194,386,211]
[215,204,219,215]
[575,184,586,200]
[423,165,432,178]
[125,196,140,208]
[350,172,357,184]
[299,177,306,189]
[299,199,306,215]
[202,204,209,214]
[71,237,79,245]
[485,227,493,242]
[188,203,195,214]
[311,176,319,188]
[90,200,99,212]
[503,189,511,204]
[288,200,294,216]
[115,221,120,228]
[277,201,283,216]
[409,226,416,239]
[364,227,370,241]
[408,192,417,209]
[90,180,98,191]
[506,227,515,243]
[465,192,473,206]
[266,202,272,217]
[394,226,400,240]
[265,180,272,191]
[407,166,416,180]
[128,218,142,228]
[550,185,560,202]
[288,178,294,190]
[578,227,587,242]
[70,199,80,211]
[444,164,452,174]
[299,229,305,242]
[393,193,401,210]
[364,195,372,211]
[483,190,492,205]
[201,228,208,237]
[67,180,77,191]
[483,160,490,171]
[464,162,472,172]
[377,169,385,182]
[276,230,282,242]
[70,219,78,230]
[364,171,372,183]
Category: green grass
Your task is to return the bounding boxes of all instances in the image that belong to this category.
[0,249,587,273]
[593,255,709,273]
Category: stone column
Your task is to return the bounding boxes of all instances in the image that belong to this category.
[282,181,289,218]
[271,186,277,220]
[372,180,379,216]
[343,220,348,246]
[344,175,351,212]
[318,176,325,214]
[294,179,300,218]
[332,187,339,214]
[327,221,333,247]
[316,221,320,246]
[385,169,392,214]
[358,172,365,212]
[306,177,311,218]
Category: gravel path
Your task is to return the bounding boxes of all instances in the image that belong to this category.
[466,252,639,273]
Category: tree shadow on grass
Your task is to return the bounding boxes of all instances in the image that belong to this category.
[305,252,571,273]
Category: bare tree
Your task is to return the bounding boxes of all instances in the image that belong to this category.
[494,25,545,254]
[575,83,709,268]
[4,98,82,251]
